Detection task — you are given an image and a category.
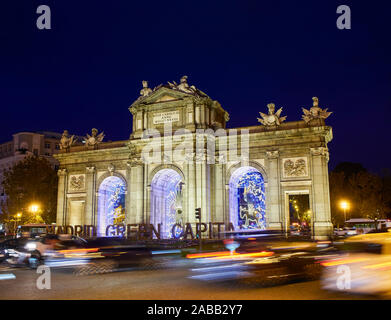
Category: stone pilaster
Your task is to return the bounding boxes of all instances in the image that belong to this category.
[128,161,144,224]
[84,166,96,226]
[214,155,226,223]
[266,151,282,230]
[186,154,196,223]
[56,169,67,225]
[310,147,333,239]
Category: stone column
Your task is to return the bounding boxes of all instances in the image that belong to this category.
[214,156,225,222]
[56,169,68,225]
[187,155,196,223]
[224,184,230,227]
[128,162,144,224]
[125,163,132,224]
[145,185,150,225]
[84,166,96,226]
[310,147,333,239]
[266,151,282,230]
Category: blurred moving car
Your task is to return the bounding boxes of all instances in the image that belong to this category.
[188,237,337,286]
[0,234,188,273]
[321,231,391,296]
[42,236,162,274]
[334,227,357,237]
[0,237,33,267]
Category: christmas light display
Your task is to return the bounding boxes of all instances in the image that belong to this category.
[97,176,126,235]
[229,166,266,230]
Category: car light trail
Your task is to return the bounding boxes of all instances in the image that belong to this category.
[362,261,391,270]
[320,257,370,267]
[0,274,16,280]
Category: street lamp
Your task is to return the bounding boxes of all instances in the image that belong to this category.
[340,200,350,223]
[29,204,39,213]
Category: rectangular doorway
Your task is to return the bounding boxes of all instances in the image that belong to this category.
[288,194,311,237]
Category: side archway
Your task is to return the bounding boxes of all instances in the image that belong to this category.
[150,168,184,239]
[97,175,127,236]
[228,166,266,230]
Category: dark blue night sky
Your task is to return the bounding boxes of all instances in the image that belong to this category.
[1,0,390,172]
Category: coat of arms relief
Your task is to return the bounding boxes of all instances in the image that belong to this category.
[283,157,308,178]
[69,175,85,191]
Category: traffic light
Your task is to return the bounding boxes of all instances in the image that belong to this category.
[195,208,201,221]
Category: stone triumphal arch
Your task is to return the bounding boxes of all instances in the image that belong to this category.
[55,76,333,239]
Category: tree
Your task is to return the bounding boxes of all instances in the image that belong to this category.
[329,171,347,227]
[1,156,58,227]
[329,162,391,227]
[347,171,387,220]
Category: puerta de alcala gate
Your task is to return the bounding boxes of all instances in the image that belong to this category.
[55,76,333,240]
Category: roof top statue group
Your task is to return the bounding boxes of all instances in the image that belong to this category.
[257,96,332,127]
[59,76,332,151]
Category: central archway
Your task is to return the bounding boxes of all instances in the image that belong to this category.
[150,168,183,239]
[97,176,127,236]
[229,166,266,230]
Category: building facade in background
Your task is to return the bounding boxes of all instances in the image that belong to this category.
[0,131,62,215]
[55,77,334,239]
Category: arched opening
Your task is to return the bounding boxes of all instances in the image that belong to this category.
[229,166,266,230]
[150,168,183,239]
[97,176,126,236]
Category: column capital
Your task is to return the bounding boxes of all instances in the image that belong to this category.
[266,150,279,159]
[126,159,143,168]
[57,168,67,176]
[310,147,329,161]
[86,166,96,174]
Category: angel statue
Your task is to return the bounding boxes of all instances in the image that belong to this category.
[59,130,76,151]
[257,103,287,126]
[302,97,332,124]
[84,128,105,148]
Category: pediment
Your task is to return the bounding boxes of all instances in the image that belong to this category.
[131,87,195,108]
[156,95,177,102]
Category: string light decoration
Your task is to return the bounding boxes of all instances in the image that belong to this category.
[229,166,266,230]
[150,169,182,239]
[97,176,126,235]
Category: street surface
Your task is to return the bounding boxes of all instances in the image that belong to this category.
[0,263,379,300]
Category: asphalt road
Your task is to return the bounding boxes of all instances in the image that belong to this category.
[0,263,379,300]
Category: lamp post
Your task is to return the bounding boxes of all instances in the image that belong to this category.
[14,212,22,235]
[340,201,349,224]
[29,204,40,223]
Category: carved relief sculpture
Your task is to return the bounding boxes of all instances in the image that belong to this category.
[258,103,287,126]
[283,158,308,177]
[302,97,332,123]
[69,175,85,191]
